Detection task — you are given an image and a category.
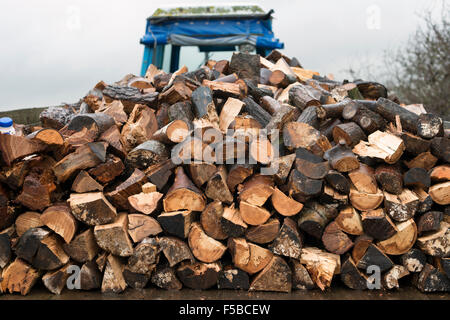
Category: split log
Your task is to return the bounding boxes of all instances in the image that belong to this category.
[300,247,340,291]
[151,266,182,290]
[265,104,301,133]
[128,214,162,242]
[271,187,303,217]
[335,206,363,235]
[217,268,250,290]
[188,222,226,263]
[15,228,69,270]
[288,169,323,201]
[404,152,437,171]
[126,238,159,276]
[142,182,157,193]
[353,131,405,164]
[268,217,303,259]
[352,235,374,263]
[68,192,117,226]
[126,140,169,170]
[401,132,431,156]
[430,137,450,163]
[297,106,320,130]
[414,263,450,292]
[284,122,331,156]
[356,244,394,272]
[238,175,274,206]
[0,133,46,166]
[219,97,244,132]
[249,136,274,165]
[401,248,427,273]
[106,168,147,210]
[88,154,124,184]
[62,229,99,263]
[348,163,377,194]
[94,213,133,257]
[228,238,273,274]
[221,204,247,237]
[158,236,194,267]
[377,219,418,255]
[290,260,315,290]
[340,256,368,290]
[98,125,127,158]
[240,201,271,226]
[361,209,397,241]
[202,80,241,98]
[226,164,254,192]
[324,142,360,173]
[322,221,353,255]
[145,159,176,191]
[430,165,450,182]
[325,170,350,194]
[121,104,158,152]
[242,97,271,128]
[229,52,260,82]
[67,113,115,139]
[1,258,40,295]
[168,101,194,124]
[403,167,431,189]
[0,231,11,268]
[200,201,227,240]
[71,171,103,193]
[176,261,221,290]
[159,81,193,104]
[418,211,443,234]
[289,84,321,110]
[245,218,280,244]
[163,167,206,212]
[40,204,77,243]
[101,254,127,293]
[16,167,56,211]
[429,181,450,205]
[152,120,190,145]
[249,256,291,293]
[128,191,163,215]
[260,96,283,115]
[320,185,349,207]
[332,122,366,148]
[156,210,191,239]
[27,128,64,146]
[269,153,296,185]
[53,142,107,183]
[374,164,403,195]
[42,264,71,294]
[383,189,419,222]
[205,166,233,204]
[416,222,450,257]
[191,86,219,126]
[15,211,43,237]
[80,260,102,290]
[297,202,337,239]
[295,148,329,180]
[349,185,384,211]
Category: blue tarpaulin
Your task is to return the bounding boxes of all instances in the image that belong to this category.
[140,18,284,50]
[139,8,284,75]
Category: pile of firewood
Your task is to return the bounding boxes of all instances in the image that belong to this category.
[0,50,448,296]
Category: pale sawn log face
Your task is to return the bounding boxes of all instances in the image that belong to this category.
[0,51,448,296]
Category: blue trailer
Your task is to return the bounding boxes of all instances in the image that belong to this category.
[139,4,284,76]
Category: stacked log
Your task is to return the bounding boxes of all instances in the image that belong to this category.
[0,50,448,296]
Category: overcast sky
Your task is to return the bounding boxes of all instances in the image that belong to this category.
[0,0,445,111]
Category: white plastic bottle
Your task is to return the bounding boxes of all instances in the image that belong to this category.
[0,117,16,135]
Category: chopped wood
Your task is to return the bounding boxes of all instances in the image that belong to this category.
[417,211,443,234]
[228,238,273,275]
[40,204,77,243]
[15,211,43,237]
[377,219,418,255]
[158,236,194,267]
[416,222,450,257]
[245,218,280,244]
[300,247,340,291]
[62,229,99,263]
[348,163,377,194]
[106,168,147,210]
[69,192,117,226]
[101,254,127,293]
[1,258,40,295]
[128,213,162,242]
[200,201,227,240]
[353,130,405,164]
[374,164,403,195]
[268,217,303,259]
[349,185,384,211]
[271,187,303,217]
[205,166,233,204]
[156,210,192,239]
[188,222,226,263]
[42,264,71,294]
[322,221,353,255]
[94,213,133,257]
[249,256,291,293]
[128,191,163,214]
[340,256,368,290]
[335,206,363,235]
[324,142,360,173]
[176,261,221,290]
[361,209,397,241]
[356,243,394,272]
[71,170,103,193]
[284,122,331,156]
[401,248,427,273]
[414,263,450,292]
[429,181,450,205]
[295,147,329,180]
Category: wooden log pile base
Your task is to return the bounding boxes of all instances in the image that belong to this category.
[0,50,448,295]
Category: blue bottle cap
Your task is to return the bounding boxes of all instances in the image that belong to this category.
[0,117,13,128]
